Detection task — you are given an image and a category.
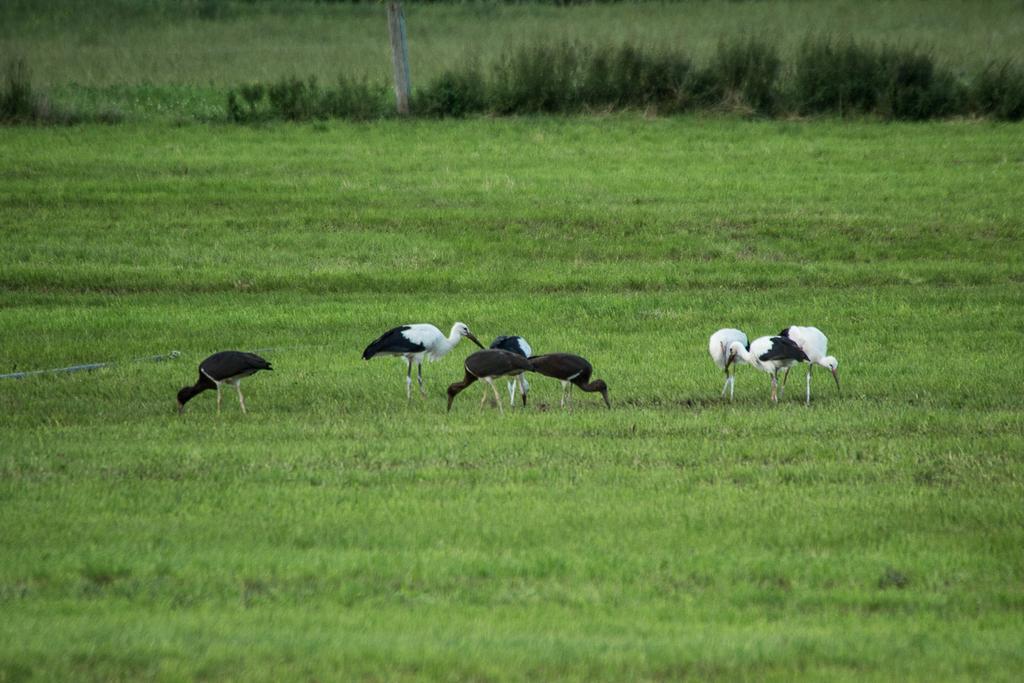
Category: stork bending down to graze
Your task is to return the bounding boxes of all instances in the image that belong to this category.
[489,335,532,406]
[362,322,483,399]
[725,336,808,403]
[177,351,272,415]
[779,326,840,404]
[446,349,533,414]
[528,353,610,411]
[708,328,748,400]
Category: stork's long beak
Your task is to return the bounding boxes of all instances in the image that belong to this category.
[466,332,484,349]
[177,401,185,415]
[831,369,841,394]
[601,388,611,409]
[447,393,455,412]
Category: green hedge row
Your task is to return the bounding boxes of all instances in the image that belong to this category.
[4,36,1022,125]
[227,37,1024,123]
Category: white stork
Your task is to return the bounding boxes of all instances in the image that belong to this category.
[779,326,840,404]
[725,335,808,403]
[362,322,483,399]
[708,328,748,400]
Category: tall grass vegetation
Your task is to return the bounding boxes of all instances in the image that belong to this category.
[1,58,122,125]
[222,37,1023,122]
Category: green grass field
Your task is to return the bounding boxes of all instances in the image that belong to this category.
[2,116,1023,680]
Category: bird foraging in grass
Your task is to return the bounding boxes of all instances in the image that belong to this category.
[528,353,610,411]
[447,349,533,414]
[177,351,272,414]
[362,322,484,400]
[709,328,749,401]
[725,336,808,403]
[778,325,840,404]
[489,335,532,406]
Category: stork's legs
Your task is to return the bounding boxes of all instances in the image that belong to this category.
[517,374,528,407]
[507,380,517,406]
[235,382,247,414]
[480,385,489,407]
[417,360,426,399]
[721,370,736,401]
[405,357,414,400]
[805,365,812,406]
[770,374,778,403]
[780,367,790,399]
[216,382,223,413]
[484,378,504,414]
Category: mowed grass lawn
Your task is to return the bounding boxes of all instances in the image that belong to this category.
[1,117,1023,680]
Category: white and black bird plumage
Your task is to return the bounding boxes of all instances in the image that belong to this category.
[177,351,272,414]
[528,353,610,410]
[709,328,748,400]
[779,325,840,403]
[447,349,533,413]
[489,335,532,406]
[726,335,808,403]
[362,322,484,399]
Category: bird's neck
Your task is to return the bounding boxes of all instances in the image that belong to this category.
[730,342,755,364]
[445,328,463,348]
[179,383,206,405]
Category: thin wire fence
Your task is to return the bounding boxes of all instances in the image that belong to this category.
[0,344,345,381]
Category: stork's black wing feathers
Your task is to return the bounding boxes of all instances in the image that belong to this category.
[200,351,272,381]
[528,353,593,383]
[778,327,792,338]
[362,325,423,359]
[490,335,528,357]
[465,350,532,378]
[758,336,809,362]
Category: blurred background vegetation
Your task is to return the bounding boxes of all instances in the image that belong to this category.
[1,1,1023,121]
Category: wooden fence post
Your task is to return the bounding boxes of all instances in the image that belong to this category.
[387,2,411,115]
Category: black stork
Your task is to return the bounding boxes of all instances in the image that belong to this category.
[489,335,532,406]
[362,322,483,399]
[725,335,808,403]
[528,353,610,410]
[446,349,533,414]
[177,351,272,414]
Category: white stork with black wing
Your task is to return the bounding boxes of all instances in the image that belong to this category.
[362,322,483,399]
[779,325,840,404]
[725,335,808,403]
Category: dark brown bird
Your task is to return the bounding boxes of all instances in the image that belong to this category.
[489,335,532,405]
[529,353,610,410]
[177,351,272,414]
[447,349,533,413]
